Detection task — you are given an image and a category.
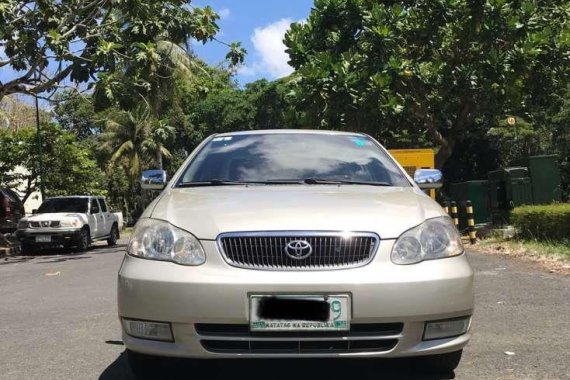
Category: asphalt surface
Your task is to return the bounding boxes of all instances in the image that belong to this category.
[0,240,568,380]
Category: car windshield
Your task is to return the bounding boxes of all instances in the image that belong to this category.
[37,198,88,214]
[178,133,409,186]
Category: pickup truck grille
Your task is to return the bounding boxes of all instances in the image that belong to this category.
[218,232,379,270]
[29,221,60,228]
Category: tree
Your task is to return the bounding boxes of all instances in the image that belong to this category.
[0,0,245,101]
[0,95,47,130]
[0,123,106,202]
[53,90,103,138]
[103,108,153,183]
[284,0,570,168]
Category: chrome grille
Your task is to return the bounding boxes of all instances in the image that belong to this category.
[218,232,379,270]
[29,221,60,228]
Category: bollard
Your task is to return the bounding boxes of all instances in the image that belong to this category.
[450,201,459,228]
[443,201,449,215]
[466,200,477,244]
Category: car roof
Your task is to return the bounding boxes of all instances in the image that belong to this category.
[214,129,367,137]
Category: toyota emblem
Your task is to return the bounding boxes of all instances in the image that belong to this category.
[284,240,313,259]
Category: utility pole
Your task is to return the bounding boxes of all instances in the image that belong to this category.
[34,72,45,201]
[507,116,518,162]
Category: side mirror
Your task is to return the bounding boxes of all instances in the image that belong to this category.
[414,169,443,190]
[141,169,168,190]
[32,209,38,214]
[91,206,99,214]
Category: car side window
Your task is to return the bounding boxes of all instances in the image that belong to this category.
[90,199,100,214]
[98,198,108,213]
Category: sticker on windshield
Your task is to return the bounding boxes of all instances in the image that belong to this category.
[351,137,368,147]
[213,137,233,142]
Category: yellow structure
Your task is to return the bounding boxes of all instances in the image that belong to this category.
[389,149,436,198]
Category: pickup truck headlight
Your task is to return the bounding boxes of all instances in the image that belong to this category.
[391,217,463,265]
[60,219,81,228]
[128,219,206,266]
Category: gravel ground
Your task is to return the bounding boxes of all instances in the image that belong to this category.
[0,241,568,380]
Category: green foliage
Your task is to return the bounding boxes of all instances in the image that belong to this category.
[0,123,106,202]
[0,0,245,101]
[511,204,570,241]
[188,79,302,137]
[284,0,570,168]
[53,91,103,138]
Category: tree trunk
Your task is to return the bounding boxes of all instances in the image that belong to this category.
[156,148,163,170]
[426,121,455,169]
[435,140,455,169]
[21,177,35,204]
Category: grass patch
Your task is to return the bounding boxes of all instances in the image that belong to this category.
[479,237,570,261]
[121,227,134,239]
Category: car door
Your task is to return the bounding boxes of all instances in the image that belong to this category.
[88,198,102,238]
[97,198,112,236]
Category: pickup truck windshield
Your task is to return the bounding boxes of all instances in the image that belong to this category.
[37,198,88,214]
[178,133,409,186]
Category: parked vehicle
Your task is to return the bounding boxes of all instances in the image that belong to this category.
[0,188,25,234]
[15,196,120,254]
[118,131,474,377]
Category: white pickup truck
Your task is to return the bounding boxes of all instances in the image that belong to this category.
[15,196,120,254]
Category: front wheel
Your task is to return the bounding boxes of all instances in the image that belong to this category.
[76,228,90,252]
[127,350,164,379]
[107,224,119,246]
[419,350,463,373]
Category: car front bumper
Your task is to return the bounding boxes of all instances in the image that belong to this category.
[118,240,474,359]
[15,228,82,246]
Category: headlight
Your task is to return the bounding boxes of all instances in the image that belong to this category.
[18,220,28,229]
[391,217,463,265]
[60,219,81,228]
[128,219,206,266]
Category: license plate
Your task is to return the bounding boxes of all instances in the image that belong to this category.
[35,235,51,243]
[250,295,350,332]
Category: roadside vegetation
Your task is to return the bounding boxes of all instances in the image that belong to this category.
[478,204,570,272]
[1,0,569,222]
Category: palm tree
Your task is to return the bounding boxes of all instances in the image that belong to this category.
[104,106,175,180]
[103,107,150,184]
[102,41,204,178]
[143,119,175,170]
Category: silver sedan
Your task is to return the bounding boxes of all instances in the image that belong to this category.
[118,130,474,378]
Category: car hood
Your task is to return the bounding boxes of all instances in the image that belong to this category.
[23,213,87,222]
[147,186,445,240]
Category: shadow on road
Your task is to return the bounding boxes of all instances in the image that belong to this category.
[0,243,126,265]
[99,351,455,380]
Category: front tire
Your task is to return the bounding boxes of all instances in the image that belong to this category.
[419,350,463,373]
[127,350,163,379]
[107,224,119,246]
[76,228,90,252]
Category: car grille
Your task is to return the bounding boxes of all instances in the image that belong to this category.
[29,221,60,228]
[197,323,401,354]
[217,232,379,270]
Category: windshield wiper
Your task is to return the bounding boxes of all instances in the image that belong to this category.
[302,178,393,186]
[178,178,393,187]
[178,179,253,187]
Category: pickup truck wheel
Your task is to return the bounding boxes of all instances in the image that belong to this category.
[76,228,90,252]
[107,224,119,246]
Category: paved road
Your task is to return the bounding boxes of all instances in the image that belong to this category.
[0,241,568,380]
